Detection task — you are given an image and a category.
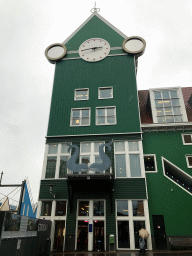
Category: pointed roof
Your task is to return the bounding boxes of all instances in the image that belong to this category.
[0,197,10,211]
[63,12,127,51]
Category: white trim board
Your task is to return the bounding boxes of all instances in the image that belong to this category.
[62,12,127,45]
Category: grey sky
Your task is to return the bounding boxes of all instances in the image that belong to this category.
[0,0,192,203]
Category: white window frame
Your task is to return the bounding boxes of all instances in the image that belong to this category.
[144,154,158,173]
[74,88,89,101]
[96,106,116,125]
[115,199,152,250]
[98,87,113,99]
[42,143,71,179]
[114,141,145,178]
[186,155,192,168]
[38,200,67,252]
[70,108,91,127]
[149,87,188,123]
[182,133,192,145]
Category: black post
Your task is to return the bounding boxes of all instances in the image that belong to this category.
[17,180,26,215]
[0,172,3,185]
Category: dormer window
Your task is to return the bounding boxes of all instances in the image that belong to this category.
[149,88,188,123]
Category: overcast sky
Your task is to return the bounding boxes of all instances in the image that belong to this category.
[1,0,192,204]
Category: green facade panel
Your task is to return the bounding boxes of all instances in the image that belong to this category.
[143,130,192,236]
[39,178,146,237]
[47,56,141,136]
[65,16,125,51]
[39,179,147,200]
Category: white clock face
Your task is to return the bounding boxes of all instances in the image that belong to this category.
[79,38,110,62]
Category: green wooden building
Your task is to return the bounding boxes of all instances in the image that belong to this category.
[37,9,192,252]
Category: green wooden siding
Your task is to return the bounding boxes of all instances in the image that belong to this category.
[65,15,125,51]
[143,130,192,236]
[39,178,146,236]
[47,55,141,136]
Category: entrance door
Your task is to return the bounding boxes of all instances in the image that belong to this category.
[76,200,105,251]
[53,221,65,252]
[77,221,88,251]
[152,215,167,250]
[93,221,104,251]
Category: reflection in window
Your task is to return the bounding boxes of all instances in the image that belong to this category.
[27,217,38,231]
[99,87,113,99]
[75,89,89,100]
[4,213,21,231]
[55,201,66,216]
[48,144,58,154]
[117,200,128,216]
[78,201,89,216]
[81,143,91,153]
[45,157,57,178]
[118,221,130,248]
[186,155,192,168]
[115,154,126,177]
[134,221,146,249]
[144,155,156,172]
[183,134,192,144]
[59,156,68,178]
[71,108,90,126]
[115,141,125,152]
[61,144,69,154]
[130,154,141,177]
[153,90,183,123]
[129,142,139,151]
[132,201,144,216]
[41,201,52,216]
[94,201,104,216]
[96,107,116,125]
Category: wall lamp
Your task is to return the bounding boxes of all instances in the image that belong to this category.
[49,184,56,198]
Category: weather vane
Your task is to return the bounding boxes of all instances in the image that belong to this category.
[90,2,100,13]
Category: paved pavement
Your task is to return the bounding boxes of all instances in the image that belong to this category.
[50,251,192,256]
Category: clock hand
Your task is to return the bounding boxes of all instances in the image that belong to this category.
[81,46,103,52]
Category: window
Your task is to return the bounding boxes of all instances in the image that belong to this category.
[162,157,192,194]
[98,87,113,99]
[55,201,67,216]
[93,201,104,216]
[96,106,116,125]
[41,201,52,216]
[78,200,105,217]
[182,134,192,145]
[144,155,157,172]
[79,141,110,173]
[40,200,67,218]
[150,88,187,123]
[186,155,192,168]
[78,201,90,216]
[44,143,71,179]
[70,108,90,126]
[116,200,149,250]
[74,89,89,101]
[114,141,144,178]
[45,157,57,178]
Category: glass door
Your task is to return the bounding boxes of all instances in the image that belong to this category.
[93,220,104,251]
[77,220,88,251]
[76,200,105,251]
[53,221,65,252]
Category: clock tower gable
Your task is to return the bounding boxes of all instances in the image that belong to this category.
[63,12,127,51]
